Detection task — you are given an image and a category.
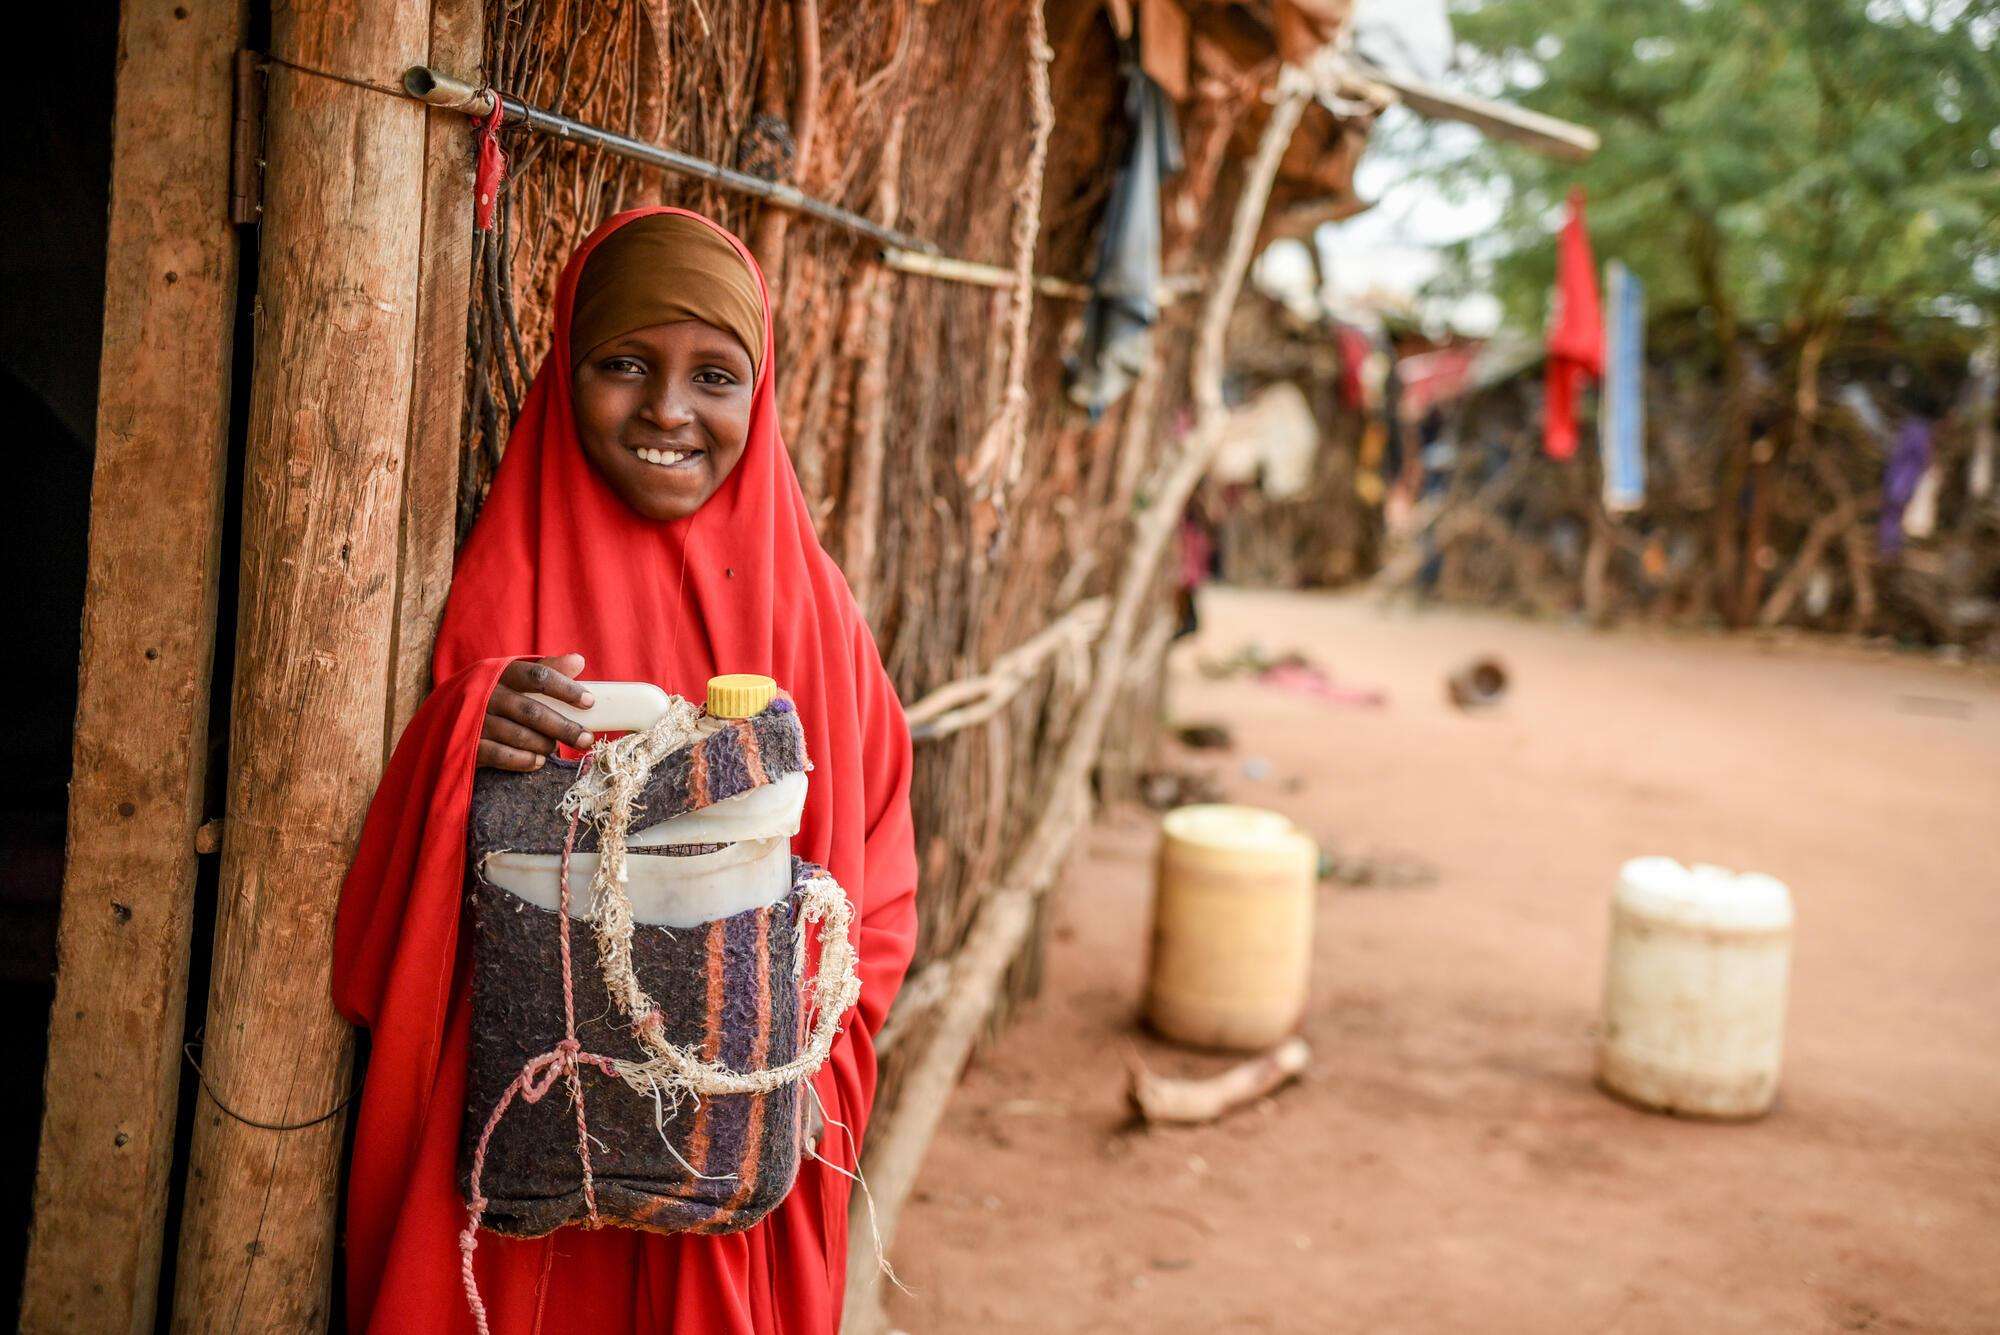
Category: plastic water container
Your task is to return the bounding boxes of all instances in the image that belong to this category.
[1598,856,1794,1119]
[1145,804,1319,1051]
[484,674,804,927]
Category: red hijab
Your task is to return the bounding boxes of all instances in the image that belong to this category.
[331,207,918,1334]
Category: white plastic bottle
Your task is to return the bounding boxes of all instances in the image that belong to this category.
[1145,804,1319,1051]
[1598,856,1794,1119]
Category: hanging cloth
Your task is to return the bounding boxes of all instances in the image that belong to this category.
[1544,188,1604,461]
[1068,38,1184,416]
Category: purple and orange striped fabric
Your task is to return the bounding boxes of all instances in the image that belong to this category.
[466,702,806,859]
[462,703,819,1237]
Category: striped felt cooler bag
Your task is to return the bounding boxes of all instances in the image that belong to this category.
[459,688,859,1241]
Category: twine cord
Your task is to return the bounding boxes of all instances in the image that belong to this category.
[182,1042,353,1132]
[965,0,1057,503]
[258,53,413,103]
[560,708,862,1111]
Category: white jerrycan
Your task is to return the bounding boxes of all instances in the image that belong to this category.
[483,675,807,928]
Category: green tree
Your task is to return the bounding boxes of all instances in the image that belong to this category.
[1438,0,2000,621]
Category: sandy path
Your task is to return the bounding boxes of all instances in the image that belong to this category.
[882,589,2000,1334]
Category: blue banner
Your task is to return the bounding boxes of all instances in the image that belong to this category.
[1600,260,1646,511]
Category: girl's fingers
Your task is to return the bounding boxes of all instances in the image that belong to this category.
[483,713,559,756]
[490,687,595,749]
[503,655,594,708]
[543,652,588,691]
[477,737,547,772]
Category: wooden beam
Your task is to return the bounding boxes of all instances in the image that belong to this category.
[388,0,483,743]
[1354,58,1600,162]
[880,247,1092,302]
[169,0,432,1325]
[1129,1037,1311,1125]
[20,2,246,1329]
[878,251,1199,306]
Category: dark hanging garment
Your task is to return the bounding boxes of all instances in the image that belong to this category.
[1879,418,1935,557]
[1381,355,1407,483]
[1068,44,1184,416]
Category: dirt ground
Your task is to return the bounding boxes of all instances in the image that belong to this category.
[882,588,2000,1334]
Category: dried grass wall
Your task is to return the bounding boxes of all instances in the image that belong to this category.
[457,0,1256,1025]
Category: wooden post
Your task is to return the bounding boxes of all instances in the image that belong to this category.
[20,3,246,1329]
[170,0,432,1326]
[1583,506,1613,626]
[389,0,483,740]
[1734,434,1778,625]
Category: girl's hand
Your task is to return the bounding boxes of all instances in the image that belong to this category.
[477,654,597,771]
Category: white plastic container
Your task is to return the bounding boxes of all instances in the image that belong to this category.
[489,676,803,928]
[1145,804,1319,1051]
[1598,856,1794,1119]
[481,774,808,928]
[527,679,674,734]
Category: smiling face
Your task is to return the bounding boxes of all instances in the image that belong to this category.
[570,319,757,521]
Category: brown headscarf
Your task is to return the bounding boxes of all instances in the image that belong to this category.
[569,212,766,369]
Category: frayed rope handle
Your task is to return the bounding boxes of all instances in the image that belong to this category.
[461,704,862,1332]
[561,700,861,1106]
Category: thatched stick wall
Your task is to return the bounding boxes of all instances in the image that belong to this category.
[843,48,1342,1330]
[1381,331,1998,648]
[448,7,1358,1323]
[461,0,1142,1045]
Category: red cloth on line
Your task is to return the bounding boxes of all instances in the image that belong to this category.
[1333,322,1372,411]
[473,100,507,232]
[1543,188,1603,461]
[331,207,919,1334]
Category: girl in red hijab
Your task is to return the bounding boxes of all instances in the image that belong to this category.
[332,207,919,1333]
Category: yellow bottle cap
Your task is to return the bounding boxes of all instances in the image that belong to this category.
[706,673,777,719]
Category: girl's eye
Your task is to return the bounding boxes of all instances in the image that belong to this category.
[600,356,646,375]
[694,369,738,387]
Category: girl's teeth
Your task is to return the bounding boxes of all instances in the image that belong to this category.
[636,447,689,466]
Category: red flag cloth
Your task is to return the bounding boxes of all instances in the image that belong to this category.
[1543,189,1604,460]
[331,207,919,1334]
[1333,322,1372,410]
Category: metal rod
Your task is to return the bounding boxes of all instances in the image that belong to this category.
[399,66,1218,307]
[403,65,938,254]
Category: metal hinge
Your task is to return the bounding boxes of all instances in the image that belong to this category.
[229,49,266,225]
